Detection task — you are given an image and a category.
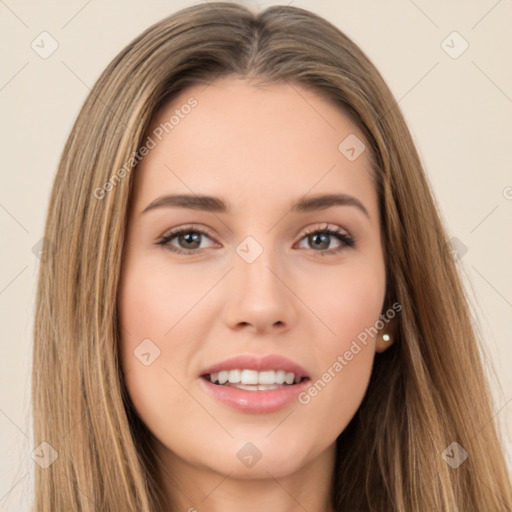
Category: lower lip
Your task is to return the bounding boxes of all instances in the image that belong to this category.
[199,377,311,414]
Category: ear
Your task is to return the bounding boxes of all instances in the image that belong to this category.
[375,317,397,353]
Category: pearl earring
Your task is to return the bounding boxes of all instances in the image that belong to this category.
[382,333,392,343]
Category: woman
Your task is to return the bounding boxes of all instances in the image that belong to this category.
[32,2,512,510]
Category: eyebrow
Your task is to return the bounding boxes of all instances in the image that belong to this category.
[142,193,369,218]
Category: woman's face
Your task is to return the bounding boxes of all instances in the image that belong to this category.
[118,77,388,483]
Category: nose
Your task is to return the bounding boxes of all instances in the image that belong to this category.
[222,245,297,334]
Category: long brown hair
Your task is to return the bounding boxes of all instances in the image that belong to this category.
[32,2,512,510]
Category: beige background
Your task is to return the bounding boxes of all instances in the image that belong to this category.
[1,0,511,509]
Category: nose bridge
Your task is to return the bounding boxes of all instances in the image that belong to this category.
[223,232,295,330]
[234,233,283,296]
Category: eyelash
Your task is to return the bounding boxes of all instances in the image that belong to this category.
[155,223,356,257]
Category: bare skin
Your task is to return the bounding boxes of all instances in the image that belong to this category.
[117,76,394,512]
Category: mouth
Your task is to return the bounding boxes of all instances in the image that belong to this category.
[201,369,310,391]
[199,354,311,412]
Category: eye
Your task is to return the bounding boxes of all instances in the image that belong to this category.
[296,224,355,257]
[156,225,217,255]
[155,223,355,256]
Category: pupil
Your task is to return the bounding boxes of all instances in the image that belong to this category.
[311,233,328,250]
[181,232,200,248]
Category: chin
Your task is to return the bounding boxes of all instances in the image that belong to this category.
[199,435,314,479]
[210,453,308,480]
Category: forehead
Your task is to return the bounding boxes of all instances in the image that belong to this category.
[132,77,377,220]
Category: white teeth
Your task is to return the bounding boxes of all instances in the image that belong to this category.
[241,369,259,385]
[258,370,275,385]
[275,370,286,384]
[236,384,281,391]
[218,370,229,385]
[228,369,241,383]
[284,372,295,385]
[207,369,303,386]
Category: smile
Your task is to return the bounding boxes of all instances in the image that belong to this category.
[206,369,303,390]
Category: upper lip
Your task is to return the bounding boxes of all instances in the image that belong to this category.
[201,354,310,378]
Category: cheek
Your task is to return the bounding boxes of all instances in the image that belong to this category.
[330,268,384,342]
[117,256,217,420]
[295,259,385,431]
[118,257,205,347]
[117,262,203,448]
[302,254,386,350]
[117,259,176,407]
